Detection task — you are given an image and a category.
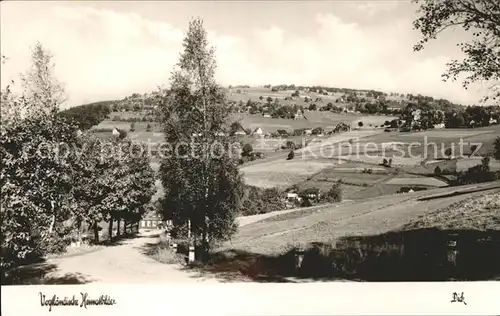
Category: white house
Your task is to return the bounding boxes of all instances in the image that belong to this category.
[433,123,445,129]
[286,192,302,203]
[304,128,313,135]
[252,127,264,135]
[112,128,120,137]
[235,131,246,136]
[490,118,498,125]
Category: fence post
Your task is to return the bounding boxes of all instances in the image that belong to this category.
[295,246,305,271]
[188,245,195,263]
[447,233,459,268]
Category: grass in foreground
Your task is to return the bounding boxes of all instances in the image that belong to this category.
[178,190,500,282]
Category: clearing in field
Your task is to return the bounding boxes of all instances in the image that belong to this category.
[398,129,493,138]
[241,159,335,188]
[385,177,448,187]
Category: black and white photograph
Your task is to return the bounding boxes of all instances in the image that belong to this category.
[1,0,499,311]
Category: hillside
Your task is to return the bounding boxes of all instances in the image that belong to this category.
[224,181,500,255]
[403,193,499,231]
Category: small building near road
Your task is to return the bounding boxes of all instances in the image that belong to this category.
[139,214,164,230]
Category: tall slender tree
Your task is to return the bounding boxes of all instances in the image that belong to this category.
[20,42,66,117]
[158,18,244,256]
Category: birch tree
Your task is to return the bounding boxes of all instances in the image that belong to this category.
[20,42,66,116]
[158,18,244,257]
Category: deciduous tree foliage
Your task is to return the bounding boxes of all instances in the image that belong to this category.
[1,112,79,272]
[58,101,113,130]
[494,137,500,161]
[1,43,156,280]
[70,136,156,243]
[1,44,78,274]
[413,0,500,102]
[158,18,244,252]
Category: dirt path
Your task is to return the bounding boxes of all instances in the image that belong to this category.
[44,230,221,284]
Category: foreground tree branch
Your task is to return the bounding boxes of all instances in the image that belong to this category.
[413,0,500,103]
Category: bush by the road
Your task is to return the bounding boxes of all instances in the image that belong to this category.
[455,156,499,185]
[240,186,286,216]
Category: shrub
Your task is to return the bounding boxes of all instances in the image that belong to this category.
[494,137,500,161]
[434,166,442,175]
[358,121,364,127]
[118,129,128,139]
[239,186,286,216]
[242,143,253,157]
[325,181,342,203]
[470,144,478,157]
[287,150,295,160]
[146,123,152,132]
[444,148,453,158]
[130,122,135,132]
[456,156,498,185]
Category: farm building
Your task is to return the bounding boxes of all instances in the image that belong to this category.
[293,110,304,120]
[112,128,120,137]
[231,121,247,136]
[252,127,264,135]
[286,192,302,203]
[139,213,164,230]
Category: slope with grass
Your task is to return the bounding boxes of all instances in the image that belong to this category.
[224,181,500,255]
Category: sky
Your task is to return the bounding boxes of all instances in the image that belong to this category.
[0,0,487,108]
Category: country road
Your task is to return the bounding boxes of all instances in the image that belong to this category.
[33,181,500,284]
[42,229,221,284]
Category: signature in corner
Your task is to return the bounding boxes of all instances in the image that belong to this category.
[451,292,467,305]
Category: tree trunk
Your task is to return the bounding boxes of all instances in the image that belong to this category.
[48,215,56,234]
[48,201,55,234]
[93,221,99,244]
[124,220,128,235]
[77,218,82,243]
[116,218,121,237]
[108,218,114,240]
[198,213,209,262]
